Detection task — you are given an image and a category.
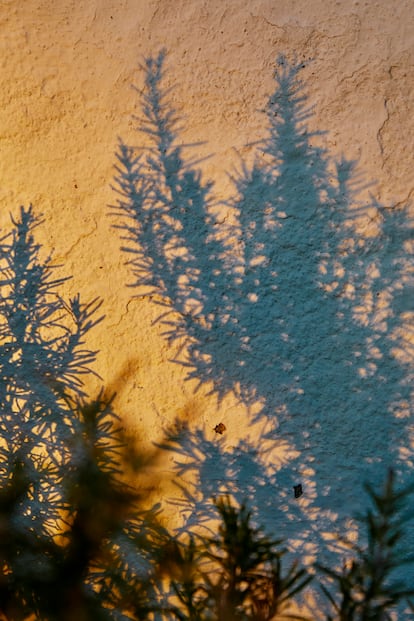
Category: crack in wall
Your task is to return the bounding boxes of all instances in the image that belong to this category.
[393,186,414,209]
[52,216,98,264]
[376,97,391,169]
[107,294,173,330]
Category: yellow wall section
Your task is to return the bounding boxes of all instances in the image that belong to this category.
[1,0,413,547]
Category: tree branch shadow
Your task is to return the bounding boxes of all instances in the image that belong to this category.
[111,50,414,605]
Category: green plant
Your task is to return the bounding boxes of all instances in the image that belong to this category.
[318,470,414,620]
[166,496,311,621]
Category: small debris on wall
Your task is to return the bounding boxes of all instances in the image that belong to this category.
[294,484,303,499]
[214,423,226,435]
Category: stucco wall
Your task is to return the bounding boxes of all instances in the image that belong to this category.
[1,0,414,613]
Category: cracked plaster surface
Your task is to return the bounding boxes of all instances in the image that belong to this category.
[0,1,413,606]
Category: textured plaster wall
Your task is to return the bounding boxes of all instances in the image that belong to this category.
[1,0,414,606]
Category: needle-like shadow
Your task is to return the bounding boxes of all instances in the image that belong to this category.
[0,207,172,619]
[111,51,414,595]
[0,206,104,538]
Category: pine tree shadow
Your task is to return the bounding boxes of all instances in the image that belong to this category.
[111,51,414,590]
[0,207,173,618]
[0,206,106,536]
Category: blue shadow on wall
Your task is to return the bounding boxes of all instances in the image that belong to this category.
[0,206,104,539]
[111,50,414,584]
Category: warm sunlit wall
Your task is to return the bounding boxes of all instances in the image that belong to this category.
[1,0,413,598]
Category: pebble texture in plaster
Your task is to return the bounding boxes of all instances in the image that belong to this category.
[1,0,414,612]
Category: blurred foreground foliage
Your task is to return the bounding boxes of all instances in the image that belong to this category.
[0,394,413,620]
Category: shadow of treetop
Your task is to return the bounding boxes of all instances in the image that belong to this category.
[111,50,413,578]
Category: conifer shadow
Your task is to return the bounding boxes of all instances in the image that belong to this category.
[111,51,414,583]
[0,207,174,618]
[0,206,106,537]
